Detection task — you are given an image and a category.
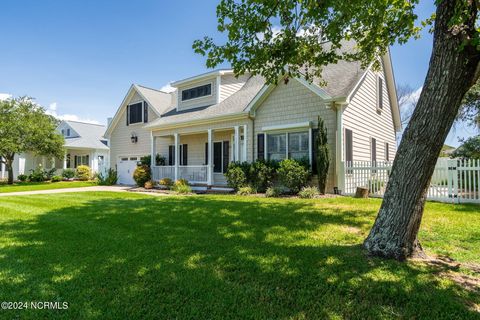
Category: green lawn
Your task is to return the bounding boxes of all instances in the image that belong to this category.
[0,181,97,193]
[0,193,478,319]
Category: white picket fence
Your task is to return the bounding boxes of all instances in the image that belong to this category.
[343,159,480,204]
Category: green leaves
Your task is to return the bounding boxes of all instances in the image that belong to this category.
[193,0,421,84]
[0,97,65,161]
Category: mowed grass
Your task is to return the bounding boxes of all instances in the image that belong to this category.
[0,192,478,319]
[0,181,96,193]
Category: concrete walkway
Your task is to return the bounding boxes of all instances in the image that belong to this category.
[0,186,170,197]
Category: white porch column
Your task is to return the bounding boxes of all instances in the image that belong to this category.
[336,103,346,193]
[234,126,240,162]
[63,154,67,170]
[207,129,213,186]
[150,131,156,167]
[242,125,247,162]
[174,133,179,181]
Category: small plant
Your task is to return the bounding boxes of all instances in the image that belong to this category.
[225,164,247,190]
[144,180,155,189]
[62,168,75,179]
[28,166,46,182]
[17,174,28,182]
[133,165,151,187]
[76,165,92,181]
[44,168,57,180]
[174,178,189,187]
[265,187,281,198]
[298,186,319,199]
[159,178,173,188]
[173,183,192,194]
[237,186,256,196]
[97,169,118,186]
[51,175,62,183]
[277,159,310,194]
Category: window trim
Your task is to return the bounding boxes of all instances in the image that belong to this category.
[264,130,310,163]
[376,74,384,112]
[127,101,145,125]
[180,82,213,102]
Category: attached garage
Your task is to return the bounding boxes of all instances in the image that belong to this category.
[116,156,140,185]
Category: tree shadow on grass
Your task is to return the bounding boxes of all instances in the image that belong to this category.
[0,194,478,319]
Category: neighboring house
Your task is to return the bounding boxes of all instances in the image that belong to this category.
[0,120,109,180]
[105,48,400,190]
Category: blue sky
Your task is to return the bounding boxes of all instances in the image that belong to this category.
[0,0,476,146]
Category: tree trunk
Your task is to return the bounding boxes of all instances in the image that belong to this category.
[364,0,480,260]
[6,157,14,185]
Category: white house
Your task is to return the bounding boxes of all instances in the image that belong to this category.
[1,120,109,180]
[105,45,400,190]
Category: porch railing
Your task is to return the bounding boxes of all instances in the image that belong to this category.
[151,165,208,184]
[152,166,175,181]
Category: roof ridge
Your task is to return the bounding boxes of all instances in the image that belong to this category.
[65,120,105,127]
[135,84,172,94]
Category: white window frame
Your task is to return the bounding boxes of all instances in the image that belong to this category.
[180,82,213,102]
[265,129,310,163]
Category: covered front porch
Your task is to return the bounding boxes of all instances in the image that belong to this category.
[150,125,248,186]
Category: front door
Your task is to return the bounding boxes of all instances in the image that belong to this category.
[213,142,222,173]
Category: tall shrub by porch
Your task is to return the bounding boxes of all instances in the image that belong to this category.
[316,117,329,194]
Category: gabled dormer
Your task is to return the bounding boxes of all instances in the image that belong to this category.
[57,121,79,138]
[171,69,250,112]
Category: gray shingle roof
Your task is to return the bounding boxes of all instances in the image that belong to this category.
[63,121,109,150]
[135,85,173,115]
[145,43,366,128]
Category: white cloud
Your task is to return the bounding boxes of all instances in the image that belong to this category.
[0,93,12,101]
[160,82,176,93]
[45,102,100,124]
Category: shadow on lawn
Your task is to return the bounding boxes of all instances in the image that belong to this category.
[0,195,478,319]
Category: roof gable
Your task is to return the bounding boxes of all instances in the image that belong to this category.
[105,84,173,137]
[59,120,109,150]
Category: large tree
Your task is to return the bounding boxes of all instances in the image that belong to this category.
[194,0,480,260]
[0,97,64,184]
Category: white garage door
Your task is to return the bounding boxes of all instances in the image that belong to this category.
[117,156,139,185]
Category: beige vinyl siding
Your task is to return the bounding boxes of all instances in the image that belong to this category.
[177,78,218,111]
[109,92,159,168]
[343,69,397,162]
[253,78,337,192]
[219,74,249,102]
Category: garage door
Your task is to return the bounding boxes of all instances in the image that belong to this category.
[117,156,139,185]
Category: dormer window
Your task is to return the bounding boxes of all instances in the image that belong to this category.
[126,101,148,125]
[66,129,70,136]
[181,83,212,101]
[61,129,70,137]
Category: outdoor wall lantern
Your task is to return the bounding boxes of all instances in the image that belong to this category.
[130,133,138,144]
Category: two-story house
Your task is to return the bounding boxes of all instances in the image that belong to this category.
[105,48,400,191]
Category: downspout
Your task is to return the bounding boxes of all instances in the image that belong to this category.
[335,102,347,193]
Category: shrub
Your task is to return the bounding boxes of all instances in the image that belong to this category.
[298,186,319,199]
[249,160,275,192]
[45,168,57,180]
[144,180,155,189]
[62,168,75,179]
[76,165,92,181]
[133,165,151,187]
[28,166,46,182]
[237,186,256,196]
[159,178,174,188]
[97,168,118,186]
[140,154,167,167]
[17,174,28,182]
[316,116,330,194]
[225,164,247,190]
[173,183,192,194]
[174,178,189,187]
[277,159,310,194]
[51,175,62,183]
[265,187,281,198]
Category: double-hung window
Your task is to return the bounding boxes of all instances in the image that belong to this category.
[266,131,309,162]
